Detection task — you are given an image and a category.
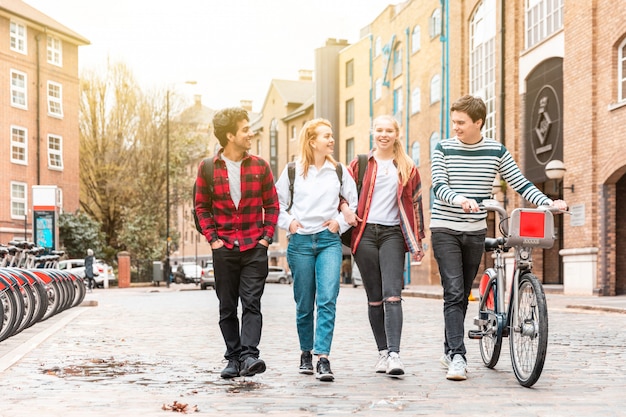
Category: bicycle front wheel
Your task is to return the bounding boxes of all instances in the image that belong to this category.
[479,270,502,368]
[509,273,548,387]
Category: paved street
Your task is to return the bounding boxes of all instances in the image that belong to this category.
[0,283,624,417]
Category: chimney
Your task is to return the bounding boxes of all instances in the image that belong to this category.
[194,94,202,107]
[298,69,313,81]
[240,100,253,112]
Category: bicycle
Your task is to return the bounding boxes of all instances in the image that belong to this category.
[468,199,565,387]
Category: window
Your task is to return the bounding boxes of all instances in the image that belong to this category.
[346,138,355,164]
[10,21,27,54]
[269,119,278,176]
[525,0,564,49]
[411,141,421,167]
[47,134,64,170]
[619,38,626,102]
[346,59,354,87]
[430,74,441,104]
[11,70,27,109]
[429,131,440,160]
[11,126,28,164]
[375,78,382,101]
[393,87,403,124]
[346,99,355,126]
[375,36,382,57]
[392,45,403,78]
[429,8,442,39]
[290,125,297,141]
[47,81,64,118]
[11,182,27,219]
[470,0,497,140]
[411,87,421,114]
[412,25,421,53]
[47,36,63,66]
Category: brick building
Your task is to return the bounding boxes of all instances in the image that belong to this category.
[0,0,88,245]
[253,0,626,296]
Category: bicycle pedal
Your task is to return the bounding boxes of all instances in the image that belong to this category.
[473,316,487,326]
[468,330,483,339]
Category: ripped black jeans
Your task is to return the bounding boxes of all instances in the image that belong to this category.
[354,223,406,354]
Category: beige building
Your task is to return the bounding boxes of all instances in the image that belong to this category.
[253,0,626,296]
[0,0,89,244]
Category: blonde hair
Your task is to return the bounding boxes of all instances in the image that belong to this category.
[372,115,414,186]
[298,118,338,178]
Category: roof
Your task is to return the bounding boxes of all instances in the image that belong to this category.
[261,79,314,110]
[0,0,90,45]
[283,95,315,122]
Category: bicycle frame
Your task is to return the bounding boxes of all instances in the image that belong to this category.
[470,199,557,387]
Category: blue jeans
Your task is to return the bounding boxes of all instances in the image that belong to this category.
[287,229,342,356]
[353,224,406,353]
[431,230,485,358]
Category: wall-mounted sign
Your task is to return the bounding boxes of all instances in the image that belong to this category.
[569,204,585,227]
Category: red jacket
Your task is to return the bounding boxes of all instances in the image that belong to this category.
[348,152,425,258]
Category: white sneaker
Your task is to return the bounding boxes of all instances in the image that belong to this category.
[440,353,452,369]
[386,352,405,376]
[446,354,467,381]
[375,350,388,373]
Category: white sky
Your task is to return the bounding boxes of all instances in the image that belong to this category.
[24,0,395,111]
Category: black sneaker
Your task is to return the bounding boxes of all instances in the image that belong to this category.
[239,356,266,377]
[316,357,334,382]
[299,351,314,375]
[220,359,240,379]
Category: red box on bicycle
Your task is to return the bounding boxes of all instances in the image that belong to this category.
[507,208,555,248]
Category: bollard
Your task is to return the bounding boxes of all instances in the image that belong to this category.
[117,251,131,288]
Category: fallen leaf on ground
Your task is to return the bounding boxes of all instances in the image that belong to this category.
[161,401,198,413]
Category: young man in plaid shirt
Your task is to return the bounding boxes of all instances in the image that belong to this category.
[195,107,279,379]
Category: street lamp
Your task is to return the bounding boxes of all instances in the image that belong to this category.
[165,81,197,287]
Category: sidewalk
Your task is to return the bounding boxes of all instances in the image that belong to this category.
[401,284,626,314]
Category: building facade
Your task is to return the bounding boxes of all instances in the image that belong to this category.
[0,0,88,246]
[333,0,626,295]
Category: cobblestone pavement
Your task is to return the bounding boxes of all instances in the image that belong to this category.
[0,284,624,417]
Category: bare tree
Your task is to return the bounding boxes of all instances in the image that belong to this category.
[79,61,197,260]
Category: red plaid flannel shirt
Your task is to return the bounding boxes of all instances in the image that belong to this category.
[194,152,279,251]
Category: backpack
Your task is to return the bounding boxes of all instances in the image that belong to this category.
[193,158,214,233]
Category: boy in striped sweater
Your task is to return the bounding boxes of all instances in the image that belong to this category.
[430,95,567,381]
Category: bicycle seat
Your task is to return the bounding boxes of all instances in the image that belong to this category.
[484,237,505,252]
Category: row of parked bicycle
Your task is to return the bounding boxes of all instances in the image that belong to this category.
[0,241,87,343]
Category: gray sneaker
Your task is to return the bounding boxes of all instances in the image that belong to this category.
[375,350,389,373]
[446,354,467,381]
[440,353,452,369]
[386,352,405,376]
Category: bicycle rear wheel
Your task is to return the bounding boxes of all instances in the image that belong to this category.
[478,269,502,368]
[509,273,548,387]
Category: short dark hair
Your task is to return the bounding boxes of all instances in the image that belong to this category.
[450,95,486,130]
[212,107,249,147]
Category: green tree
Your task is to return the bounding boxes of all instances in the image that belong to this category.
[58,211,104,259]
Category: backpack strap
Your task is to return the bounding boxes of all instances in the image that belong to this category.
[287,161,296,212]
[355,154,367,195]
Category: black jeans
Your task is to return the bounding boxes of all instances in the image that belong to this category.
[354,224,406,354]
[212,244,268,361]
[431,230,485,358]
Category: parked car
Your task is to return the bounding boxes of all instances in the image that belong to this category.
[266,266,292,284]
[200,265,215,290]
[57,258,117,288]
[173,262,203,284]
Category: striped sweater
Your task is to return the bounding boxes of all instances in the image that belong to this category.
[430,136,552,232]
